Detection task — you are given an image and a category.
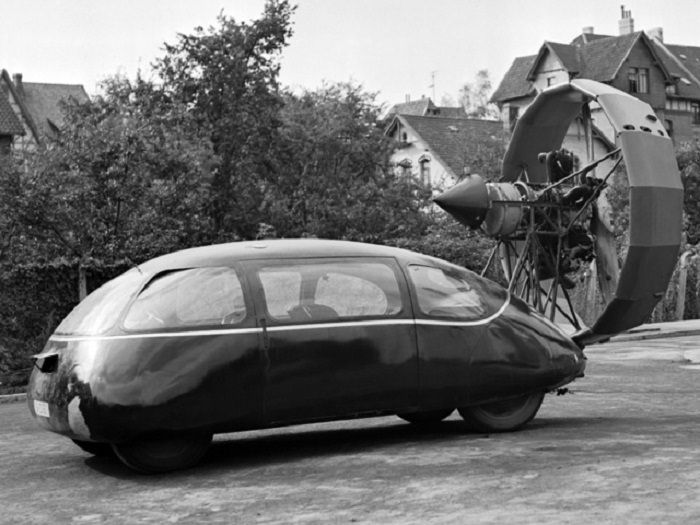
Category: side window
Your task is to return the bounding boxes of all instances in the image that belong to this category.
[257,260,403,323]
[257,270,302,318]
[123,267,247,330]
[409,265,487,320]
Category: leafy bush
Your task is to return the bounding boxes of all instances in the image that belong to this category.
[385,216,502,283]
[0,260,131,391]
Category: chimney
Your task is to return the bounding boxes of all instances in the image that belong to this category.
[619,5,634,35]
[647,27,664,42]
[405,94,411,103]
[12,73,24,98]
[582,26,594,34]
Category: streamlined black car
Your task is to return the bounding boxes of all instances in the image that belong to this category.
[28,239,585,473]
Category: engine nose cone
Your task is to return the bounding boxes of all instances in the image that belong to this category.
[434,174,489,228]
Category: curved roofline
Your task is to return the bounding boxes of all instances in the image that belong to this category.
[138,239,447,273]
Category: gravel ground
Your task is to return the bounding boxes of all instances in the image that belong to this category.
[2,336,700,524]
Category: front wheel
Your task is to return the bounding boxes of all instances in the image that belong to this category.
[458,392,544,432]
[112,433,212,474]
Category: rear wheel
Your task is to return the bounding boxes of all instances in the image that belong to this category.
[112,433,212,474]
[72,439,113,457]
[458,392,544,432]
[397,408,453,426]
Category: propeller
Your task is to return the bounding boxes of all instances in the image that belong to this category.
[434,80,683,347]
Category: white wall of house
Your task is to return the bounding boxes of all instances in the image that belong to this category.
[531,52,570,92]
[500,99,533,133]
[562,118,616,173]
[389,140,454,191]
[387,120,455,190]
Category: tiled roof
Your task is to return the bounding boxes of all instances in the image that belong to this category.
[578,31,641,81]
[21,82,89,138]
[386,98,435,117]
[432,106,467,118]
[490,55,537,103]
[548,42,581,73]
[570,32,613,46]
[651,41,700,99]
[399,115,503,178]
[664,44,700,84]
[0,93,24,135]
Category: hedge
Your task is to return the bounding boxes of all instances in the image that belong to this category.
[0,260,131,390]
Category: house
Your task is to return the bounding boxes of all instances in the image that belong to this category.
[491,6,700,144]
[0,88,24,154]
[385,97,471,119]
[0,69,89,153]
[384,106,504,190]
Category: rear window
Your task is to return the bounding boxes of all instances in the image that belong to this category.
[408,264,506,320]
[123,267,247,330]
[55,269,145,336]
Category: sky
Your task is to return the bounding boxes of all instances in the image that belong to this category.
[1,0,699,108]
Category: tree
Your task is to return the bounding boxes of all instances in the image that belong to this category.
[458,69,499,120]
[2,76,214,297]
[0,162,22,263]
[270,82,432,241]
[155,1,295,240]
[676,140,700,245]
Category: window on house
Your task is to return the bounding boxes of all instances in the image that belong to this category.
[419,158,431,185]
[665,119,674,139]
[509,106,520,132]
[628,67,649,94]
[692,103,700,124]
[0,135,11,155]
[546,76,556,87]
[401,131,408,142]
[397,159,412,178]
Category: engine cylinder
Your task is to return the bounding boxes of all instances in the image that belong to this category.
[482,183,531,236]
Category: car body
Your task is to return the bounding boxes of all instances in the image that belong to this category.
[27,239,586,472]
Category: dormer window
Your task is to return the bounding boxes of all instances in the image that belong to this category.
[628,67,649,94]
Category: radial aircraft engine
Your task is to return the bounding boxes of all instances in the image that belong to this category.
[435,79,683,346]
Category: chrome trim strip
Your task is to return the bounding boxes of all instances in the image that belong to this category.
[49,295,511,342]
[49,328,262,342]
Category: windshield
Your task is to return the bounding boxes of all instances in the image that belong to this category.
[54,269,146,336]
[408,264,507,319]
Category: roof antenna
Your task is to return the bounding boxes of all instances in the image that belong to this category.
[429,71,437,101]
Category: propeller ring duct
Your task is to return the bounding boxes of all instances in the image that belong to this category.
[438,80,683,346]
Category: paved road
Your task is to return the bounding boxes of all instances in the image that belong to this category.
[2,336,700,524]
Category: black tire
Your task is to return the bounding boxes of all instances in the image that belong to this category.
[111,433,212,474]
[458,392,545,432]
[72,439,114,457]
[397,408,454,426]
